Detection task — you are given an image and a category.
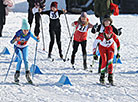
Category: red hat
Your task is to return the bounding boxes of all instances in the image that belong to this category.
[104,26,113,34]
[51,2,58,8]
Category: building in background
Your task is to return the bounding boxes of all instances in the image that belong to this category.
[120,0,138,14]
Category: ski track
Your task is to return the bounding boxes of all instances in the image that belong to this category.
[0,11,138,102]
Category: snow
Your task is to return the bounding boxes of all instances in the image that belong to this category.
[0,1,138,102]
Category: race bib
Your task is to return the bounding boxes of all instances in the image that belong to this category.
[50,11,59,19]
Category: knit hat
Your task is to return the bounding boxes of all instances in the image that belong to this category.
[104,26,113,34]
[102,15,113,25]
[51,2,58,8]
[21,19,30,30]
[81,12,87,18]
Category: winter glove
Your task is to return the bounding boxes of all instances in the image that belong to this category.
[91,23,98,33]
[118,28,122,36]
[95,14,99,18]
[93,54,98,60]
[116,53,120,59]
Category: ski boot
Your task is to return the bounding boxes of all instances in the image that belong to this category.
[99,73,105,84]
[83,62,87,70]
[71,55,75,65]
[108,73,114,85]
[83,55,87,70]
[48,53,51,58]
[25,70,33,84]
[14,70,20,83]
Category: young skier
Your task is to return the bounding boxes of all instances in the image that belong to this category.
[93,26,120,85]
[10,19,39,84]
[71,12,93,70]
[91,16,122,73]
[40,2,67,59]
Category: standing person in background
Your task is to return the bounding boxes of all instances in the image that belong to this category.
[71,12,93,70]
[27,0,45,37]
[0,0,13,37]
[94,0,113,23]
[41,2,67,59]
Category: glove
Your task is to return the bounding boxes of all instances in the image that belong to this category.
[118,28,122,36]
[93,54,98,60]
[91,23,98,33]
[95,14,99,18]
[94,23,98,29]
[116,53,120,59]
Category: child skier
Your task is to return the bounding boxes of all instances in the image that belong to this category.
[41,2,67,59]
[71,12,93,70]
[93,26,120,85]
[91,16,122,73]
[10,19,39,84]
[92,15,122,35]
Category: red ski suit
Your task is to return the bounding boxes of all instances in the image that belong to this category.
[73,20,93,42]
[93,33,120,74]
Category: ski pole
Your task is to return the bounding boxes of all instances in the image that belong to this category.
[90,59,95,68]
[114,57,119,73]
[63,35,73,62]
[40,15,45,51]
[32,42,38,79]
[4,48,16,82]
[63,9,71,37]
[63,27,75,62]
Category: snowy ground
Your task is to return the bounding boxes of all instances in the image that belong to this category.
[0,1,138,102]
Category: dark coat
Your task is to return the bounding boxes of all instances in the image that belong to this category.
[27,0,46,9]
[0,0,7,25]
[94,0,113,17]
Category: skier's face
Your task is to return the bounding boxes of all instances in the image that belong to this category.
[23,30,29,35]
[104,20,111,26]
[51,7,57,12]
[81,17,87,23]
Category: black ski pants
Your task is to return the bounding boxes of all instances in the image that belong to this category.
[48,29,62,54]
[28,8,40,36]
[0,24,3,37]
[71,40,87,63]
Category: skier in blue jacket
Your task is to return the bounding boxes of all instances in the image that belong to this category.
[10,19,39,83]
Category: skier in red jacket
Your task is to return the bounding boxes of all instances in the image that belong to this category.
[93,26,120,85]
[71,12,93,70]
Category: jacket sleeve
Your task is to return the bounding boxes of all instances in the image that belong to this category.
[72,21,78,27]
[41,10,50,15]
[10,31,21,44]
[113,34,120,53]
[91,24,101,33]
[30,32,39,42]
[112,25,119,35]
[93,34,103,54]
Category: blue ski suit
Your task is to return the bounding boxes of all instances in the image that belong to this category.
[10,29,39,71]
